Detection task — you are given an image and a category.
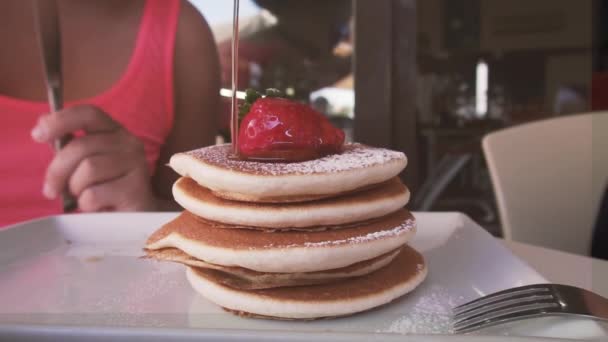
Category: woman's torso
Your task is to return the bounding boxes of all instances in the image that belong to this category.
[0,0,179,226]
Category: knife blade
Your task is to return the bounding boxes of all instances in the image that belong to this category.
[33,0,77,212]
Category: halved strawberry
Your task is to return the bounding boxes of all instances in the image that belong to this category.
[237,97,345,162]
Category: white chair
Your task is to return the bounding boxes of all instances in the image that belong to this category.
[482,112,608,255]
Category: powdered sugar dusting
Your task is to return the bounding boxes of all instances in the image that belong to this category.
[379,285,463,335]
[184,143,406,176]
[266,218,415,248]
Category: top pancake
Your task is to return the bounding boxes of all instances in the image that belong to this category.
[169,143,407,203]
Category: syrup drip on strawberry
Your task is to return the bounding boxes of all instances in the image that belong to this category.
[237,97,345,162]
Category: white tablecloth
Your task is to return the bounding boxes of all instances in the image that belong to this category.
[502,239,608,298]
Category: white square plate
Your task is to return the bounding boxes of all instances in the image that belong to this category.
[0,212,605,341]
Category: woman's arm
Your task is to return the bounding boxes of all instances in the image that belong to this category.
[33,1,220,212]
[152,0,220,209]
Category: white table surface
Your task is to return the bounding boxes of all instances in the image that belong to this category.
[502,239,608,298]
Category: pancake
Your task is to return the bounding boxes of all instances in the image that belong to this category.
[185,213,390,233]
[145,209,416,273]
[169,143,407,203]
[173,176,410,229]
[185,245,427,319]
[145,248,400,290]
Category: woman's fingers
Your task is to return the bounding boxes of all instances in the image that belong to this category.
[31,104,156,211]
[78,168,154,212]
[31,105,120,143]
[43,132,123,199]
[68,153,133,197]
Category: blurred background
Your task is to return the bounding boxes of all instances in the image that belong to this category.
[190,0,602,236]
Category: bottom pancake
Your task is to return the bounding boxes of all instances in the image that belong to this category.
[185,245,427,319]
[146,248,400,290]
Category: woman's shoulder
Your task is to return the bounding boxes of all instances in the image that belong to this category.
[178,0,214,38]
[174,0,217,72]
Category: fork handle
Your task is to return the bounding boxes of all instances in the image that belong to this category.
[581,289,608,320]
[60,190,77,212]
[54,133,73,150]
[54,133,77,212]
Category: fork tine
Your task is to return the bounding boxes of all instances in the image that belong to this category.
[453,301,560,333]
[453,284,551,315]
[453,293,555,323]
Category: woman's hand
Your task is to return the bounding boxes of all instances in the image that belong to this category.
[31,105,159,212]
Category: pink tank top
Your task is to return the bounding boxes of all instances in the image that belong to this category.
[0,0,179,227]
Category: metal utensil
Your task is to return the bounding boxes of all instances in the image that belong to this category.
[230,0,240,154]
[453,283,608,333]
[33,0,77,212]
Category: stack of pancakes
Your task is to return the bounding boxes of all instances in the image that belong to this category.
[144,143,427,319]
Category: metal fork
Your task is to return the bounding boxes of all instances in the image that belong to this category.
[453,283,608,333]
[33,0,77,212]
